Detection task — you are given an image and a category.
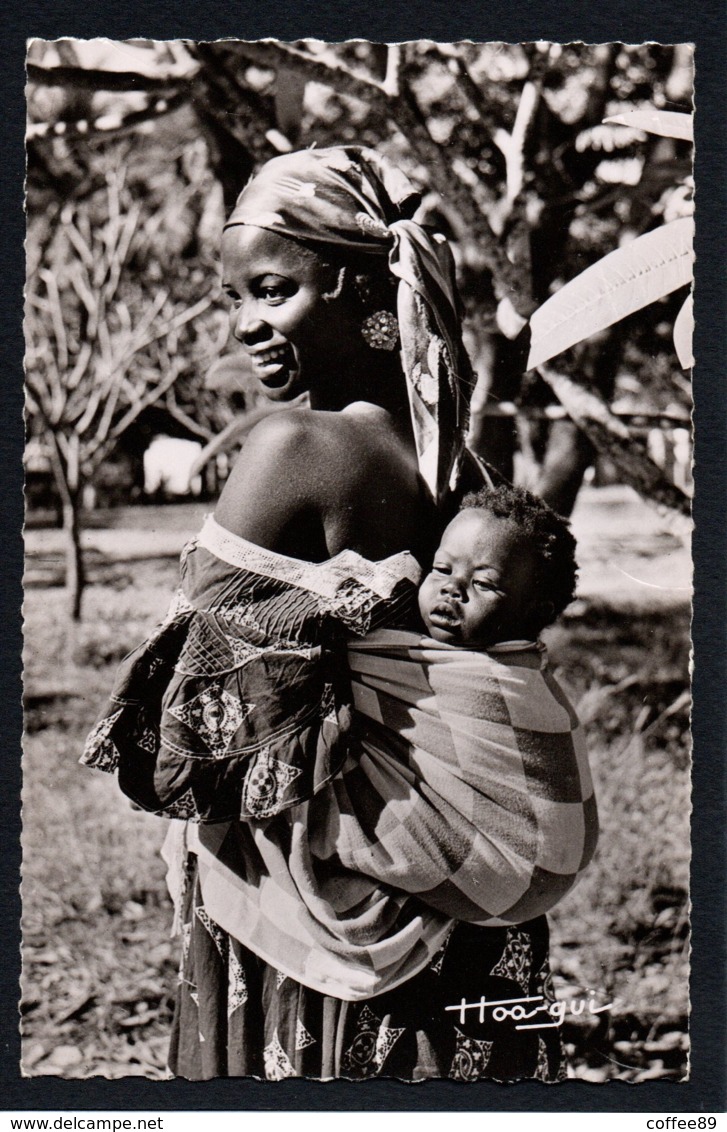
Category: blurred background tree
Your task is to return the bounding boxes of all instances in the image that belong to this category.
[25,38,693,617]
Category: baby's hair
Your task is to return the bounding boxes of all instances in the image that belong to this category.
[460,484,578,633]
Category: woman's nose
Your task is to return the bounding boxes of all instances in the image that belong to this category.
[232,302,270,345]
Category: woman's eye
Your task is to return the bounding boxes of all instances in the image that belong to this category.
[257,277,294,303]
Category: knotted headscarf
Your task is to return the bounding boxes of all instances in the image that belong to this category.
[224,146,474,506]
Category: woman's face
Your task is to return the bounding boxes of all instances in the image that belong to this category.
[221,226,359,402]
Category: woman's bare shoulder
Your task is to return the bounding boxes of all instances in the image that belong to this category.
[213,411,313,542]
[212,409,409,550]
[234,408,362,471]
[240,407,319,460]
[236,407,388,471]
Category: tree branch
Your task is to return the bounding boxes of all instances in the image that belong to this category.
[27,62,192,93]
[221,39,534,312]
[163,391,215,440]
[86,361,185,472]
[27,89,190,143]
[435,45,502,132]
[222,40,388,105]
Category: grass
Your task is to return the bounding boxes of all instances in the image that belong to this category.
[544,605,690,1082]
[22,564,178,1079]
[21,503,691,1081]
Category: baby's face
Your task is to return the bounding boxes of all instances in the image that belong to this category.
[418,510,540,647]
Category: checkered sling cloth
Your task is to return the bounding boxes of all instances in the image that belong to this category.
[190,630,597,999]
[335,630,599,924]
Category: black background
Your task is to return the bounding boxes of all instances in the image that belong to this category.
[3,0,725,1114]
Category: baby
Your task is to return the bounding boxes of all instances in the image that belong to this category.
[418,482,577,650]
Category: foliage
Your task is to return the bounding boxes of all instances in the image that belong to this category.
[27,40,694,372]
[25,104,232,615]
[528,217,694,371]
[527,109,694,372]
[25,132,230,471]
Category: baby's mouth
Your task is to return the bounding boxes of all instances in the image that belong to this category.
[428,603,461,629]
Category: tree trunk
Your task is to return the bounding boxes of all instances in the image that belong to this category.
[63,495,85,621]
[468,333,527,483]
[537,366,692,540]
[48,432,87,621]
[535,419,595,517]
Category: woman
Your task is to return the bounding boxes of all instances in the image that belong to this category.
[84,147,566,1082]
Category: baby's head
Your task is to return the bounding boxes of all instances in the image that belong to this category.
[418,484,578,647]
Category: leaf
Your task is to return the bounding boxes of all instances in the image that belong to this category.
[673,293,694,368]
[527,218,694,371]
[604,109,694,142]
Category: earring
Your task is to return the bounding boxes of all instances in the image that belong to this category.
[361,310,399,351]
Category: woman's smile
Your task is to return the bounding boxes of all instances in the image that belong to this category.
[82,140,592,1087]
[248,343,299,386]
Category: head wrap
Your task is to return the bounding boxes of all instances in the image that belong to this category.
[224,146,473,506]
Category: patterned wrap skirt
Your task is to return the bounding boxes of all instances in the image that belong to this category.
[168,856,566,1083]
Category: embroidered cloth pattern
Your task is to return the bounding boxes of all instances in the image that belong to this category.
[82,517,418,822]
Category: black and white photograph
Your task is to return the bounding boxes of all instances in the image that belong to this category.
[22,38,694,1086]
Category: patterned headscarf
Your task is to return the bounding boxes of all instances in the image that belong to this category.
[224,146,474,506]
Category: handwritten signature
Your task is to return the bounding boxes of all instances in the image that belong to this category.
[444,993,615,1030]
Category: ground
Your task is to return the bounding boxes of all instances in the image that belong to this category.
[21,485,691,1081]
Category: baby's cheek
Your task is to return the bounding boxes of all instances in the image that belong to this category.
[461,602,494,645]
[417,581,433,626]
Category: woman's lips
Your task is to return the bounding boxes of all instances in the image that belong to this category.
[250,346,297,386]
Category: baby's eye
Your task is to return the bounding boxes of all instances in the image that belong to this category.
[431,563,450,575]
[473,579,495,591]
